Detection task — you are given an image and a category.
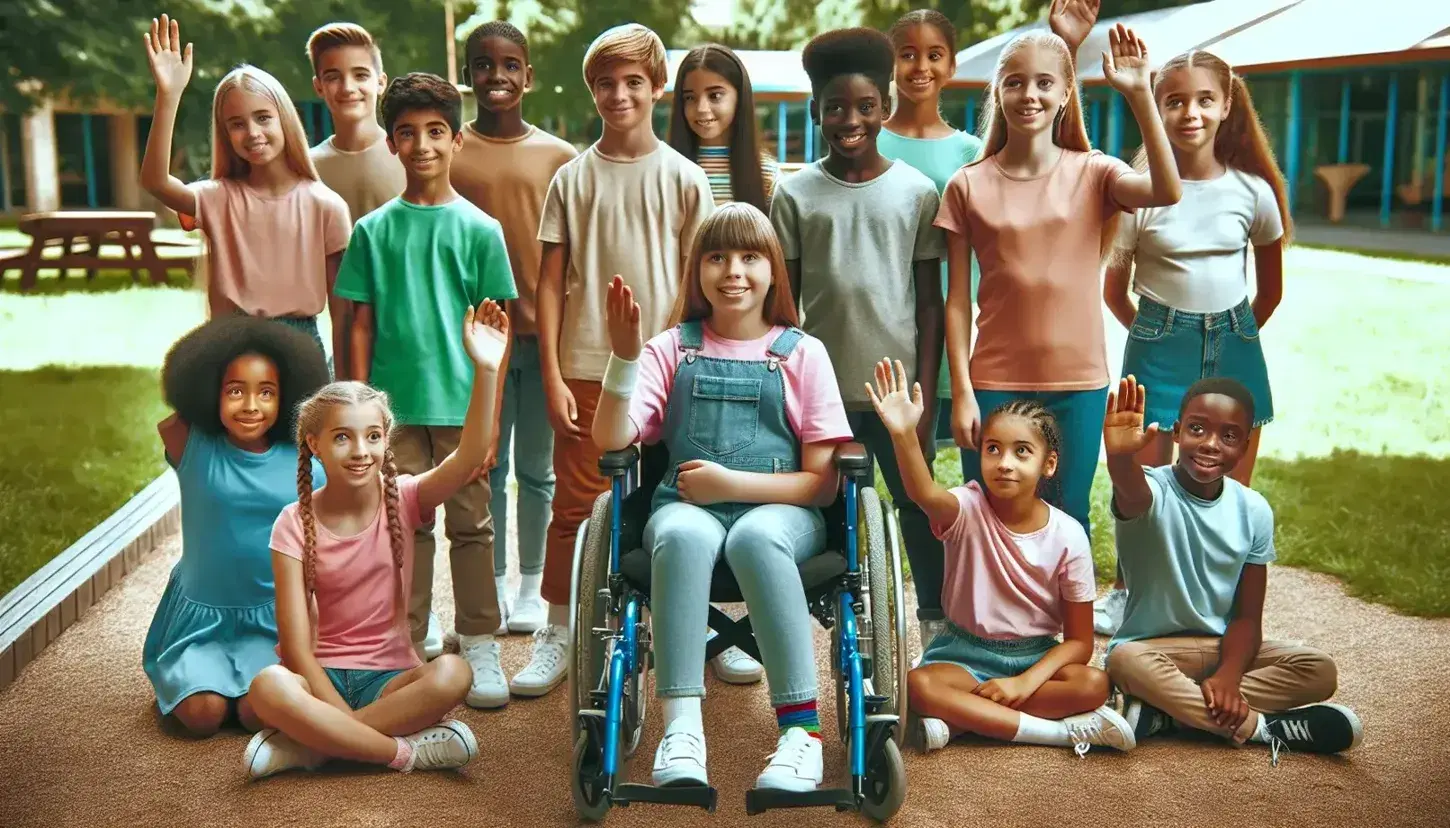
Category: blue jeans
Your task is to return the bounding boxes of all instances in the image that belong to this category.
[488,336,556,577]
[959,386,1110,537]
[646,501,823,705]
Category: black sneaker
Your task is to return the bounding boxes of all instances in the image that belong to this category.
[1123,698,1177,741]
[1263,704,1363,760]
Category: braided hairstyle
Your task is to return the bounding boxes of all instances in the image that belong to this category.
[983,399,1064,508]
[294,381,408,630]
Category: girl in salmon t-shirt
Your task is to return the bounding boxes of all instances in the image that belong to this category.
[934,24,1181,538]
[238,302,508,781]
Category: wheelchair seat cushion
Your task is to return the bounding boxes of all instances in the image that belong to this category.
[618,547,848,603]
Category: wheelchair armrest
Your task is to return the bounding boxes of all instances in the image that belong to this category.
[834,441,873,480]
[598,445,640,477]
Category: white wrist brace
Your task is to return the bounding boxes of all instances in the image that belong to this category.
[602,353,639,398]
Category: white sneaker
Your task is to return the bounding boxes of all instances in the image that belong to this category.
[652,718,709,787]
[754,728,823,792]
[1093,589,1127,637]
[1063,705,1138,756]
[912,619,945,668]
[508,592,548,634]
[708,632,763,685]
[494,576,511,636]
[243,728,323,780]
[459,634,509,709]
[509,625,568,697]
[419,612,445,661]
[918,717,951,753]
[404,720,479,771]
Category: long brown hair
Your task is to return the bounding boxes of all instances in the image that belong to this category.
[668,202,798,329]
[974,31,1091,161]
[294,382,407,631]
[1135,50,1294,243]
[668,44,769,213]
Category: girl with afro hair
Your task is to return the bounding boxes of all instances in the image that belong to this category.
[142,315,330,736]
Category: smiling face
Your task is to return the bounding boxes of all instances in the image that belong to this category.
[313,45,384,127]
[219,353,281,450]
[893,23,955,106]
[996,43,1068,138]
[308,401,389,490]
[469,35,531,114]
[816,74,885,160]
[220,88,285,169]
[1158,65,1229,156]
[680,67,738,146]
[387,108,462,180]
[1174,393,1252,486]
[979,412,1058,503]
[591,60,662,133]
[699,247,772,319]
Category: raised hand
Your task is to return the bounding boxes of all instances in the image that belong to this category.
[605,275,642,361]
[865,358,924,440]
[463,301,510,372]
[1103,375,1160,456]
[144,14,193,98]
[1049,0,1101,53]
[1102,23,1151,98]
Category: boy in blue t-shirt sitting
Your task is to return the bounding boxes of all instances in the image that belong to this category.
[1103,376,1362,762]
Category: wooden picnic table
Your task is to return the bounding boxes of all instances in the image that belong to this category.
[0,211,199,291]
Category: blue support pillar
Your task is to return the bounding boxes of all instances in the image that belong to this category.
[1090,98,1103,149]
[323,104,334,139]
[777,101,788,163]
[1433,72,1447,232]
[1286,71,1302,212]
[1337,78,1352,163]
[81,113,98,208]
[804,106,815,163]
[1107,95,1124,158]
[965,96,977,134]
[1381,73,1399,228]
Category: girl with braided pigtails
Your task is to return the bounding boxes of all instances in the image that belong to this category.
[240,301,508,781]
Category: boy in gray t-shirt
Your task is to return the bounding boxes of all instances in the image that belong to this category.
[769,28,947,649]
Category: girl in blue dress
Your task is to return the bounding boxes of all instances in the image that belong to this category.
[142,316,330,735]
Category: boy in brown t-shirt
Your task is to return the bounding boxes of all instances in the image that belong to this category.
[451,21,577,647]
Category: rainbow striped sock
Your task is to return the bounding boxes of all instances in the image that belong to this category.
[776,699,822,740]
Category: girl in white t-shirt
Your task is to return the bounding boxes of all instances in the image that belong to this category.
[1095,50,1290,636]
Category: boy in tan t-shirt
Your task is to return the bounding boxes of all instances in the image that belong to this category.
[526,23,714,697]
[450,21,577,659]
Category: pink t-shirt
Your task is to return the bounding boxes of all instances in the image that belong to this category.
[934,150,1131,391]
[934,481,1096,639]
[188,177,351,319]
[270,474,430,671]
[628,325,853,447]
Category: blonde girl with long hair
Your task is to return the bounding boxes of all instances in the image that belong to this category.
[140,14,351,365]
[1093,50,1291,636]
[932,24,1181,552]
[239,302,508,780]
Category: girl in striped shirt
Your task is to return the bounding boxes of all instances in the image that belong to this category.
[668,44,779,214]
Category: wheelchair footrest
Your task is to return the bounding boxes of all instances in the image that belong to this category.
[744,787,856,815]
[613,782,719,813]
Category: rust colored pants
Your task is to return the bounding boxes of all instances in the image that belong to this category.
[542,379,607,606]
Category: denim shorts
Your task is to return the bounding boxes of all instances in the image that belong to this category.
[1121,296,1274,429]
[919,622,1058,681]
[324,667,406,710]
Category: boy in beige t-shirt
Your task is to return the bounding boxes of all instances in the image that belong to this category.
[527,24,714,697]
[451,21,577,661]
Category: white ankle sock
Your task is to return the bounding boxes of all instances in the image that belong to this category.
[547,602,570,629]
[495,575,509,600]
[1011,713,1072,747]
[663,696,703,728]
[519,573,543,601]
[1248,713,1270,743]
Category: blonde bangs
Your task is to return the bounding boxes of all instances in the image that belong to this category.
[210,66,320,182]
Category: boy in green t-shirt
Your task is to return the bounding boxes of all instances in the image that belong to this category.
[333,72,517,711]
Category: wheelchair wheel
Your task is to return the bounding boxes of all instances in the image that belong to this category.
[859,738,907,823]
[861,488,904,735]
[569,493,614,740]
[572,730,613,822]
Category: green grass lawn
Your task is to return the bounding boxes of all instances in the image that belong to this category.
[0,367,169,596]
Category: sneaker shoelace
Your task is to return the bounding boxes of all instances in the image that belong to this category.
[462,642,506,684]
[524,628,566,676]
[412,726,461,766]
[660,730,705,766]
[766,733,813,770]
[719,647,757,667]
[1067,716,1104,759]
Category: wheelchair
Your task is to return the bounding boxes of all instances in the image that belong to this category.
[566,441,910,822]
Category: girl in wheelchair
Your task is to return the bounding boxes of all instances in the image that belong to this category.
[591,202,854,793]
[866,360,1137,755]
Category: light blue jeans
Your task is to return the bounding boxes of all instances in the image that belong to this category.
[488,336,555,577]
[645,501,823,705]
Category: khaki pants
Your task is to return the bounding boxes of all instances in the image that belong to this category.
[542,379,606,606]
[1107,636,1339,743]
[392,425,500,638]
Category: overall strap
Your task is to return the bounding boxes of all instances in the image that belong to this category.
[677,320,704,362]
[764,327,805,371]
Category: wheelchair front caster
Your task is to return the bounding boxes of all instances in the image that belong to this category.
[860,739,907,823]
[572,731,613,822]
